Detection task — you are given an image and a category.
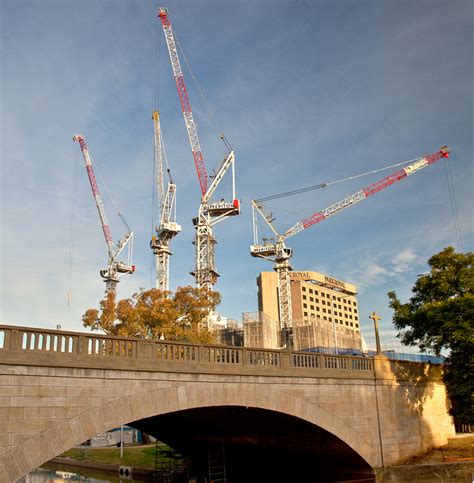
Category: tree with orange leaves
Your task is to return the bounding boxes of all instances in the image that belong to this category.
[82,286,220,343]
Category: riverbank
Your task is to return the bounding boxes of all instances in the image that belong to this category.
[376,434,474,482]
[43,443,185,481]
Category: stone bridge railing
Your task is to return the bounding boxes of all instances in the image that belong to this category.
[0,324,374,378]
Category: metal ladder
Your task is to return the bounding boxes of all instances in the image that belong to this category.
[208,441,226,483]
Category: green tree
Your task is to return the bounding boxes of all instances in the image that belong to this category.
[82,286,221,344]
[388,247,474,424]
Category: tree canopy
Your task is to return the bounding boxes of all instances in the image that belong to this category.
[388,247,474,424]
[83,286,221,344]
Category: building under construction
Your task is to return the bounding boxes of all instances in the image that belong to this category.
[243,271,363,351]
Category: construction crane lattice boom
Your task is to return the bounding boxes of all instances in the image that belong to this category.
[250,146,451,347]
[73,134,135,294]
[150,111,181,292]
[158,7,240,291]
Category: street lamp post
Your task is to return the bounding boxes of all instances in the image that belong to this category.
[369,311,382,354]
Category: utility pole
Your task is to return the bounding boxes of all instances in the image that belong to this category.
[369,311,382,354]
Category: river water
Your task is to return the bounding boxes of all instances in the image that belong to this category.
[20,467,112,482]
[21,465,136,482]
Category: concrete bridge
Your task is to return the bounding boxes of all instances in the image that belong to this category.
[0,324,455,481]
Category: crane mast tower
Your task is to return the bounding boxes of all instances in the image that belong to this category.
[158,7,240,291]
[73,134,135,294]
[251,146,451,348]
[150,111,181,292]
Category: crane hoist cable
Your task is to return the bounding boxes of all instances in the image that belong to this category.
[256,155,424,203]
[66,148,80,309]
[443,159,463,251]
[91,151,132,232]
[175,34,224,143]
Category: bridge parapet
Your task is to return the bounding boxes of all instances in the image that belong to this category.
[0,324,373,378]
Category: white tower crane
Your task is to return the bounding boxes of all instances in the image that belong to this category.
[73,134,135,294]
[250,146,451,348]
[150,111,181,292]
[157,7,240,291]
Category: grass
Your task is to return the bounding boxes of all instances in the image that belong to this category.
[403,434,474,464]
[60,443,184,470]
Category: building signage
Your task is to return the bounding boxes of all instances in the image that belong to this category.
[324,275,346,289]
[290,272,311,278]
[287,271,356,293]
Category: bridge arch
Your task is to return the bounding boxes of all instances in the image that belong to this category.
[4,381,380,478]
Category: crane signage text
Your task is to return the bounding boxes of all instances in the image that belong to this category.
[403,157,428,176]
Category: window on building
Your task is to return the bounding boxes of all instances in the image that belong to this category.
[309,288,313,294]
[345,321,349,326]
[303,295,307,300]
[302,287,306,292]
[310,297,314,302]
[323,308,327,313]
[355,323,359,328]
[310,305,315,311]
[304,311,308,316]
[350,322,354,327]
[303,303,307,308]
[323,316,327,321]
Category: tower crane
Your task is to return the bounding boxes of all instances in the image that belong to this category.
[73,134,135,294]
[150,111,181,292]
[157,7,240,291]
[250,146,451,347]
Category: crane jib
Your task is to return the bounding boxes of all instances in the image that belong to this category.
[85,165,100,198]
[363,168,407,197]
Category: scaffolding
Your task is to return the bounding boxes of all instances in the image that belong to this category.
[242,312,363,352]
[210,318,243,347]
[242,311,280,349]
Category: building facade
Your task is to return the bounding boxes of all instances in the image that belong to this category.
[255,271,362,351]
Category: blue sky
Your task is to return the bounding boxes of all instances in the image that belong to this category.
[1,0,472,349]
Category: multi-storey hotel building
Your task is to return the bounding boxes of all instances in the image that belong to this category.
[255,271,361,350]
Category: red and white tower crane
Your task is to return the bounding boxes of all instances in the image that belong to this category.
[158,7,240,291]
[73,134,135,294]
[250,146,451,347]
[150,111,181,292]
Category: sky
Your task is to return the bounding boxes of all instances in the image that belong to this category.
[1,0,472,350]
